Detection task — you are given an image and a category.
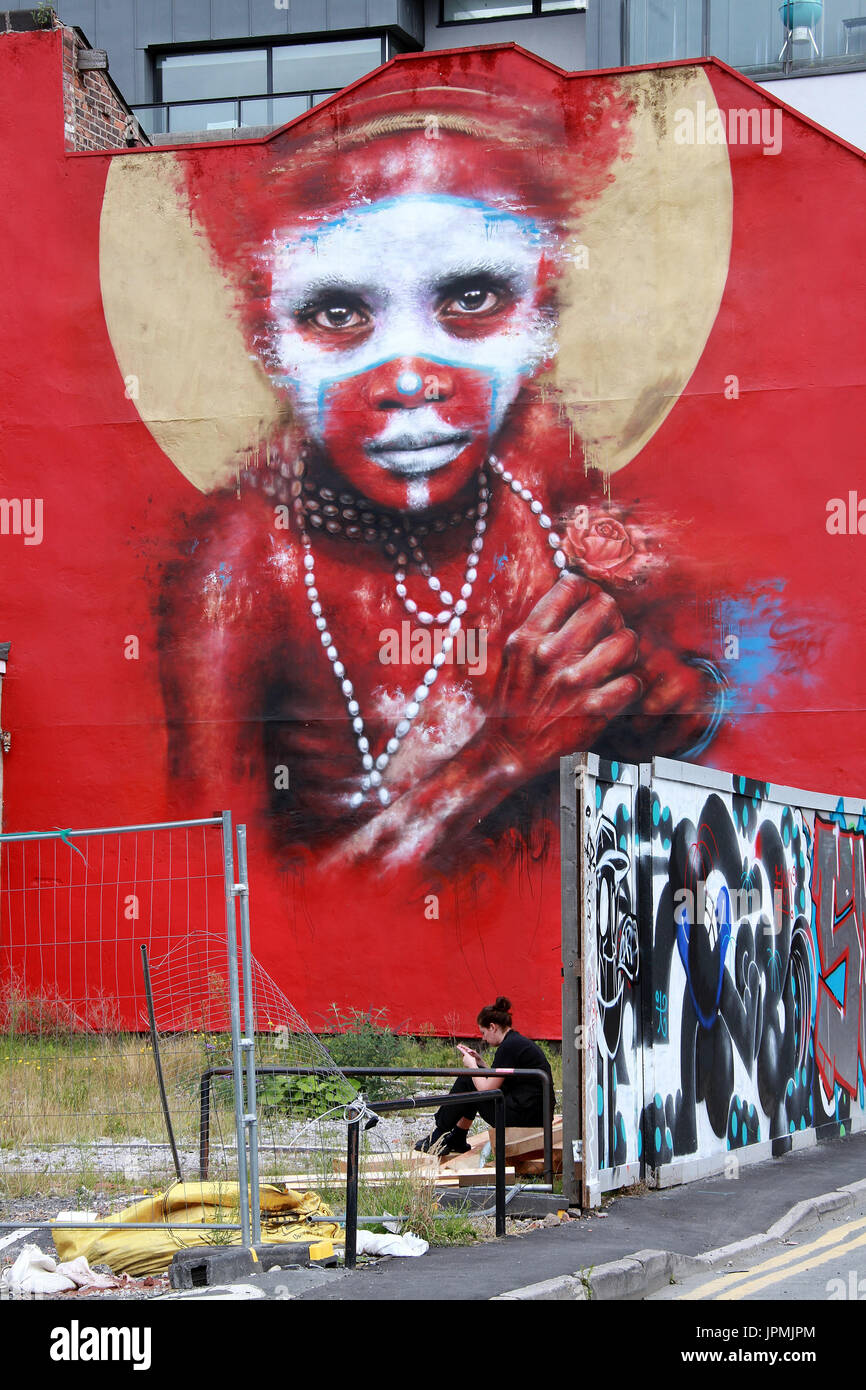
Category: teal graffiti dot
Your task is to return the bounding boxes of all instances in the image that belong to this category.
[801,1067,807,1087]
[756,1127,761,1141]
[809,1098,814,1117]
[810,1038,814,1058]
[619,836,627,851]
[611,762,619,780]
[655,1126,661,1152]
[727,1138,731,1150]
[798,889,805,910]
[731,1113,738,1139]
[663,837,671,851]
[597,1085,603,1116]
[787,1080,794,1097]
[638,1130,642,1157]
[613,1071,617,1092]
[789,1121,795,1133]
[655,1093,662,1110]
[739,776,745,792]
[595,785,602,809]
[652,801,660,826]
[665,1127,672,1151]
[783,824,789,845]
[800,1117,806,1130]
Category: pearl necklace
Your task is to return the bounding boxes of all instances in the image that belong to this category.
[294,455,567,809]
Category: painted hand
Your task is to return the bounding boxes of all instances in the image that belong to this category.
[485,572,642,777]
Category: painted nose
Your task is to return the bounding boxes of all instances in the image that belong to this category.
[364,359,454,409]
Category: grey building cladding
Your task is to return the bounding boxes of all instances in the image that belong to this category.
[55,0,426,107]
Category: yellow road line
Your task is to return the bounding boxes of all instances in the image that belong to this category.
[678,1213,866,1301]
[718,1228,866,1300]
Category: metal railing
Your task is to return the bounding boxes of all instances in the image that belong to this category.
[131,86,335,136]
[199,1064,555,1184]
[199,1063,555,1264]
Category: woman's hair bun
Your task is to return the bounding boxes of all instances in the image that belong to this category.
[495,996,512,1012]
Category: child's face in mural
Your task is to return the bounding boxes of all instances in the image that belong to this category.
[269,194,555,511]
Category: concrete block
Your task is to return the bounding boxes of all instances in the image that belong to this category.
[434,1187,565,1218]
[170,1246,258,1290]
[170,1240,336,1288]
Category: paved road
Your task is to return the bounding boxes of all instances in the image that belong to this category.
[648,1193,866,1303]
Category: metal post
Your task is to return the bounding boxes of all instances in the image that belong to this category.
[493,1091,506,1237]
[542,1075,553,1188]
[221,809,251,1248]
[140,943,183,1183]
[345,1115,361,1269]
[235,823,261,1245]
[199,1070,212,1181]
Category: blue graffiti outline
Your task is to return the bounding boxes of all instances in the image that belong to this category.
[675,883,732,1030]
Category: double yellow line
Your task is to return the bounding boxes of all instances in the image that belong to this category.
[679,1213,866,1300]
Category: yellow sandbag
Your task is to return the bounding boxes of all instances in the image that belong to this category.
[53,1181,342,1277]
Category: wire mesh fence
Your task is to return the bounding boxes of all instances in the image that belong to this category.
[0,817,257,1240]
[0,813,374,1257]
[0,813,527,1267]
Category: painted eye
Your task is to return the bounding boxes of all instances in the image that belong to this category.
[439,286,501,318]
[295,293,371,336]
[309,303,369,331]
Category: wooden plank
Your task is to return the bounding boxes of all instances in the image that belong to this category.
[485,1118,563,1158]
[455,1168,517,1187]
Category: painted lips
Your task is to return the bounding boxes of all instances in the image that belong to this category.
[365,431,472,475]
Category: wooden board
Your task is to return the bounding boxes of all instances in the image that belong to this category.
[486,1117,563,1159]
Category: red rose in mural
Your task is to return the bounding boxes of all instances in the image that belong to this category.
[564,510,661,589]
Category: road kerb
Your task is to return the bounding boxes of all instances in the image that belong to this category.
[491,1183,866,1301]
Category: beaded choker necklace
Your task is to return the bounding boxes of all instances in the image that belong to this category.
[293,457,567,809]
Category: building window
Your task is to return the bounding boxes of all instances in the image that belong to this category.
[440,0,585,23]
[136,36,388,136]
[623,0,866,76]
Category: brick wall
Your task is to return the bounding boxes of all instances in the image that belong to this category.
[59,22,141,152]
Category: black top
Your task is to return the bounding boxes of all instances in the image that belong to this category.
[492,1029,553,1122]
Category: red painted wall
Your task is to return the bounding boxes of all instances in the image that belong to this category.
[2,32,865,1035]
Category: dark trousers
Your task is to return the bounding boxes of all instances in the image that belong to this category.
[434,1074,539,1131]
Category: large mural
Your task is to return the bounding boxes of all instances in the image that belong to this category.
[2,35,866,1032]
[578,756,866,1205]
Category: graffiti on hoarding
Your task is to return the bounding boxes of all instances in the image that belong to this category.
[586,767,866,1191]
[811,819,866,1102]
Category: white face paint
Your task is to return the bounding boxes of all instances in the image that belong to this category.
[266,195,557,510]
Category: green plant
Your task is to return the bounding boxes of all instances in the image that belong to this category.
[32,3,54,28]
[258,1071,355,1120]
[578,1265,595,1300]
[318,1006,404,1101]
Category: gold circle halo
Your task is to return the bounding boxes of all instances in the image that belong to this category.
[99,64,732,492]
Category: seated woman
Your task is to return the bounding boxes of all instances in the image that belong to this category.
[415,997,554,1158]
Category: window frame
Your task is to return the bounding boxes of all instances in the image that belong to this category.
[437,0,586,28]
[152,33,392,106]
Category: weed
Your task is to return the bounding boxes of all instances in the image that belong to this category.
[258,1071,355,1120]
